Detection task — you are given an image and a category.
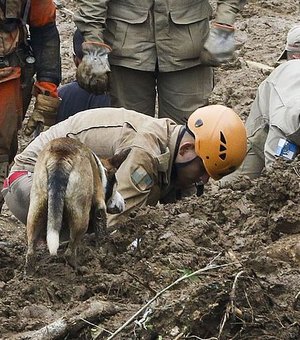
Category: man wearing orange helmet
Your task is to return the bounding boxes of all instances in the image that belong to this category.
[3,105,247,227]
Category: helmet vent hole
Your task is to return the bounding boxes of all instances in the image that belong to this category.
[219,153,226,160]
[220,144,226,152]
[220,132,227,144]
[195,119,203,127]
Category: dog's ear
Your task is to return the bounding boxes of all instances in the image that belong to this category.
[106,148,131,170]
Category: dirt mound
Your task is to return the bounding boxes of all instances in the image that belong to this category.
[1,159,300,339]
[1,0,300,339]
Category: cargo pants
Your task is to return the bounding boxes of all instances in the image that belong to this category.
[110,64,214,124]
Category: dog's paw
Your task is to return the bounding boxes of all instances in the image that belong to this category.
[24,255,36,277]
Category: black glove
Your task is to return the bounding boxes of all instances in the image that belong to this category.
[76,42,111,95]
[201,22,235,65]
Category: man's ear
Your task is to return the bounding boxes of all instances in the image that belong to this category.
[178,142,195,156]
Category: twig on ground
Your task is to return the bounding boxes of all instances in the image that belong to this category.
[245,60,274,71]
[16,300,119,340]
[292,166,300,177]
[80,318,112,336]
[244,289,254,322]
[186,335,218,340]
[218,270,245,339]
[230,270,245,313]
[173,331,185,339]
[105,253,239,340]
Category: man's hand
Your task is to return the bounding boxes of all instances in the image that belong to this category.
[24,94,61,136]
[202,22,235,65]
[76,42,111,95]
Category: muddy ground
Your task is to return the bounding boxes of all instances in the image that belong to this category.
[1,0,300,339]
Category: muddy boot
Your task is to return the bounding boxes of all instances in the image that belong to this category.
[0,159,9,213]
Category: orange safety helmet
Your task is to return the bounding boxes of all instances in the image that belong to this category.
[187,105,247,180]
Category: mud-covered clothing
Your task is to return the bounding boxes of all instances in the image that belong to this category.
[0,0,61,94]
[74,0,240,123]
[57,81,111,123]
[6,108,182,226]
[0,0,61,162]
[220,59,300,183]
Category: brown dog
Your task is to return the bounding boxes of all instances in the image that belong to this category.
[25,137,129,274]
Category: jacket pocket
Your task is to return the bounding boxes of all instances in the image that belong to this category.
[107,3,148,24]
[169,1,213,24]
[168,2,212,61]
[105,3,150,59]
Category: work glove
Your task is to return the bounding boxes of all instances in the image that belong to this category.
[24,82,61,137]
[201,22,235,65]
[76,42,111,95]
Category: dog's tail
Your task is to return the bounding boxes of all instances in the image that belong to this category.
[46,160,72,255]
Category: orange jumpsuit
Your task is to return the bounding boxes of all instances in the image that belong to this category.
[0,0,61,163]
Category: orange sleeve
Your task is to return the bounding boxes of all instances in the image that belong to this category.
[29,0,56,27]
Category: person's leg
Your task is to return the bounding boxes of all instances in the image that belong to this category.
[0,69,24,212]
[110,65,156,117]
[157,65,213,124]
[2,172,32,224]
[0,156,9,212]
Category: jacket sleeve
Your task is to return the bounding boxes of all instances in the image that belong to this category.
[108,147,160,227]
[74,0,109,43]
[28,0,61,85]
[215,0,241,26]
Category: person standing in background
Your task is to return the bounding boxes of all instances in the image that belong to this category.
[0,0,61,210]
[73,0,242,124]
[56,29,111,123]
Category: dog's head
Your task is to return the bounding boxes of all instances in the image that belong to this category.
[100,149,131,214]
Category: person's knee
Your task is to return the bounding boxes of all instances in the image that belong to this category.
[2,173,32,224]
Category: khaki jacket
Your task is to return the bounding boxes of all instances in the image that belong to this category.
[74,0,240,72]
[246,59,300,145]
[12,108,182,225]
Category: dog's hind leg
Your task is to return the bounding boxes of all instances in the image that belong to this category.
[91,158,108,245]
[25,194,47,276]
[64,203,90,271]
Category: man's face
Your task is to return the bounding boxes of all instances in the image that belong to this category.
[175,156,209,189]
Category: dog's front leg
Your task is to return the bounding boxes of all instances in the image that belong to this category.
[25,243,37,277]
[92,208,107,246]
